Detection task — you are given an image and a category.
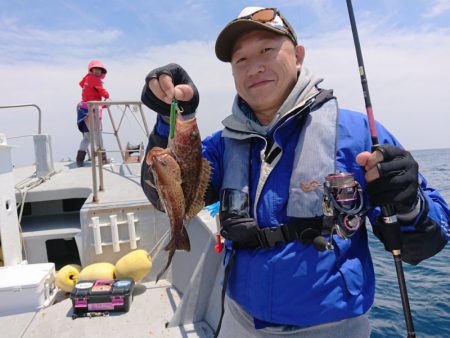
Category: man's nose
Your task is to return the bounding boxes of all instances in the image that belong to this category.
[248,60,265,76]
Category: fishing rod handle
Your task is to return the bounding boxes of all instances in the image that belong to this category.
[381,205,398,224]
[371,146,402,250]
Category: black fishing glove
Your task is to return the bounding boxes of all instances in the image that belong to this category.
[141,63,199,116]
[366,144,419,214]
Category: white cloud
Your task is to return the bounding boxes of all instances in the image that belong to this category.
[0,40,234,167]
[1,23,449,167]
[423,0,450,18]
[0,17,122,63]
[305,25,450,150]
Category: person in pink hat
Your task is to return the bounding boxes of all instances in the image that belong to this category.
[76,59,109,167]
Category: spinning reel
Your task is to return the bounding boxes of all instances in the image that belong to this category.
[318,172,365,250]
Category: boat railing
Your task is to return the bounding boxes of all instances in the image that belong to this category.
[0,104,42,137]
[0,102,149,203]
[0,104,55,177]
[87,100,150,202]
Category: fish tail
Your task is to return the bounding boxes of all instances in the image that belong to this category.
[163,226,190,252]
[155,249,176,283]
[177,226,191,252]
[155,226,190,283]
[163,233,176,251]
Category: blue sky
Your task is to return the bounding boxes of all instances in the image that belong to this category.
[1,0,450,166]
[2,1,450,64]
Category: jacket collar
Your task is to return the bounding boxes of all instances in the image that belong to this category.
[222,67,323,136]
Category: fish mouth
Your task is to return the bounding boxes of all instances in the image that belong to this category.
[146,147,169,165]
[149,154,170,168]
[177,114,197,122]
[146,153,157,166]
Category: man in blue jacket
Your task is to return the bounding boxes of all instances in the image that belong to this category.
[140,6,450,337]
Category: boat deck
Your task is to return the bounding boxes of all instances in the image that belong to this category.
[1,280,214,337]
[5,159,223,338]
[2,104,222,337]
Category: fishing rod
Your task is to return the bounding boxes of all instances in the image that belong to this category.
[345,1,416,337]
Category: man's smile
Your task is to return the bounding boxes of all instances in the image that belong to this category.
[248,79,274,89]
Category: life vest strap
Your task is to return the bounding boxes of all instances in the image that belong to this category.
[232,218,332,249]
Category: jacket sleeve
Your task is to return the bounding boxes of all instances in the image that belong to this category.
[388,182,449,265]
[93,77,109,99]
[337,109,449,265]
[366,123,450,265]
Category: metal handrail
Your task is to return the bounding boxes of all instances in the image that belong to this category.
[1,102,149,204]
[0,104,42,135]
[87,100,149,203]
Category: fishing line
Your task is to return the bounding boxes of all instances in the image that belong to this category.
[147,226,170,259]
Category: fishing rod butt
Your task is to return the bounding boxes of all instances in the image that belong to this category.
[391,249,416,337]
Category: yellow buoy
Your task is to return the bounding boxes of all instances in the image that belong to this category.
[115,249,152,282]
[78,262,116,281]
[56,264,82,292]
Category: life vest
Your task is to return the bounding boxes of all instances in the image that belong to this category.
[220,90,339,250]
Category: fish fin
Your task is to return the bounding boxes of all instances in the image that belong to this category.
[146,146,166,165]
[177,226,191,252]
[144,179,156,189]
[185,158,211,217]
[163,234,174,251]
[145,176,168,213]
[155,249,176,283]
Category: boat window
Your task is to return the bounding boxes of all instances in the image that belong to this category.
[18,202,32,216]
[62,198,87,212]
[46,238,81,270]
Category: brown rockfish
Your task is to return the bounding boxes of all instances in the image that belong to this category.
[146,114,211,282]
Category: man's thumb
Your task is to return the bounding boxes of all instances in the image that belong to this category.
[174,84,194,102]
[355,151,371,167]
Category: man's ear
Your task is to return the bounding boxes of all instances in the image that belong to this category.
[295,44,305,66]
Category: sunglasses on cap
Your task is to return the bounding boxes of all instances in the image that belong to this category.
[237,8,297,44]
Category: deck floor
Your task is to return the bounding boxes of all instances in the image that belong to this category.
[1,280,214,338]
[6,161,218,337]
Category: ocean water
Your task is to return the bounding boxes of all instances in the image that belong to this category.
[368,148,450,338]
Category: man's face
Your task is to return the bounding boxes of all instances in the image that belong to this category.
[231,30,304,124]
